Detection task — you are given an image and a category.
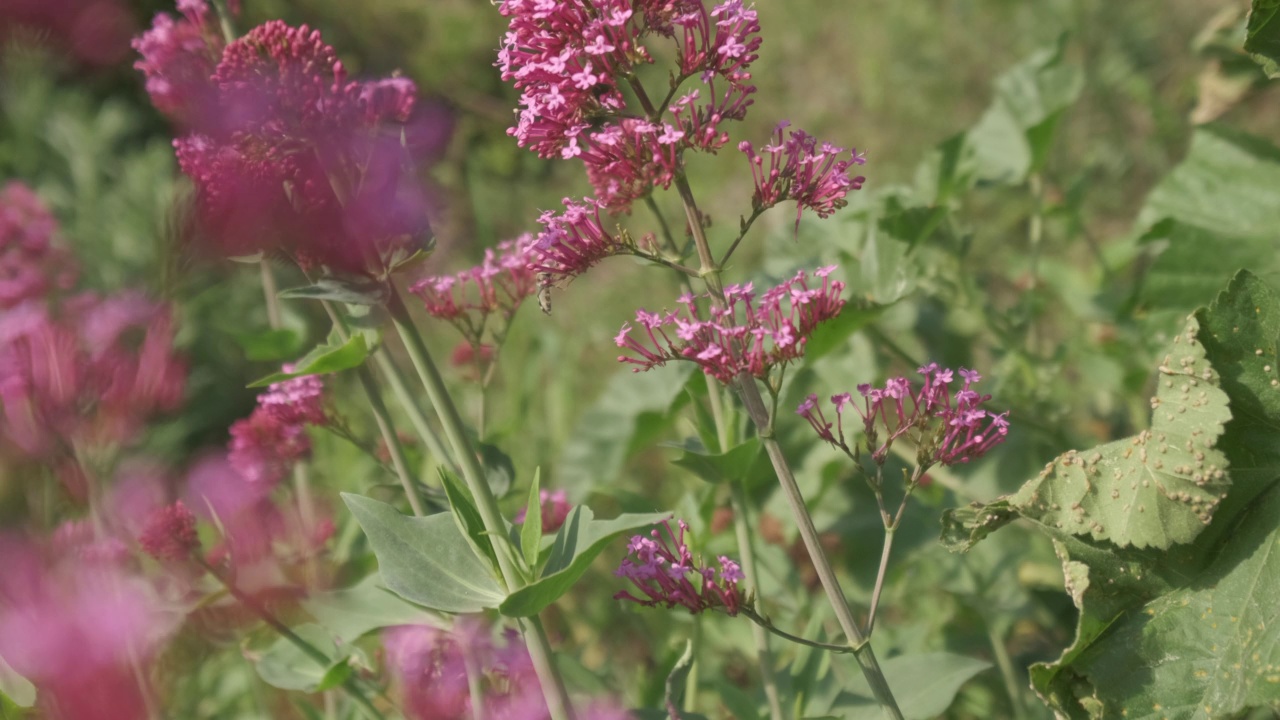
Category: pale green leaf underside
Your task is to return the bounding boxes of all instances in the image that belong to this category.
[1011,314,1231,549]
[343,493,505,614]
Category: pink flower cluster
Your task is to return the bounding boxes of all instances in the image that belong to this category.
[139,500,200,561]
[135,12,433,276]
[410,234,538,339]
[514,489,572,535]
[796,363,1010,467]
[614,519,745,616]
[383,623,629,720]
[0,182,77,309]
[227,368,327,485]
[615,266,845,384]
[498,0,761,211]
[739,121,867,231]
[0,292,187,460]
[131,0,223,124]
[528,196,646,289]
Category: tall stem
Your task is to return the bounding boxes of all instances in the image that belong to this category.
[372,347,457,475]
[987,621,1029,720]
[385,289,575,720]
[669,166,904,719]
[730,482,786,720]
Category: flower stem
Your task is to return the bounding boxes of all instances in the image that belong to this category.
[385,289,575,720]
[987,620,1029,720]
[729,481,786,720]
[372,346,457,475]
[864,527,894,637]
[738,607,855,655]
[196,558,387,720]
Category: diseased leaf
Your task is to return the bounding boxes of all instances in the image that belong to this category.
[499,507,668,617]
[343,493,506,613]
[1246,0,1280,77]
[1010,312,1231,549]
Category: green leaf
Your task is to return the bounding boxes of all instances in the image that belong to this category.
[668,438,761,485]
[342,493,506,613]
[278,277,389,306]
[301,574,448,644]
[439,469,498,571]
[664,640,696,715]
[1138,219,1280,312]
[803,301,888,361]
[478,442,515,499]
[1008,310,1232,549]
[558,363,695,496]
[313,659,353,693]
[1246,0,1280,77]
[254,624,339,692]
[841,653,992,720]
[939,498,1019,553]
[248,333,369,387]
[0,654,35,708]
[499,506,669,617]
[521,469,543,570]
[1139,125,1280,239]
[232,328,305,363]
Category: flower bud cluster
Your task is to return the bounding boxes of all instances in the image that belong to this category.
[227,368,327,485]
[498,0,761,211]
[615,519,746,616]
[139,500,200,561]
[615,266,845,384]
[0,182,77,309]
[738,121,867,231]
[797,363,1009,468]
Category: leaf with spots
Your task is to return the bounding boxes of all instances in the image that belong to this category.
[1009,312,1232,550]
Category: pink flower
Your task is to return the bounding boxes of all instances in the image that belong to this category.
[139,500,200,561]
[739,122,867,231]
[0,537,178,720]
[226,366,327,486]
[616,266,846,384]
[132,0,223,123]
[615,519,745,616]
[514,489,572,535]
[529,197,633,288]
[0,182,77,309]
[798,363,1010,467]
[410,234,538,339]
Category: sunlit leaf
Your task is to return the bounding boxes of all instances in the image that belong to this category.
[248,332,369,387]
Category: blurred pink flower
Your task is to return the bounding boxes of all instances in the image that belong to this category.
[514,489,572,535]
[227,367,328,486]
[139,500,200,561]
[0,536,177,720]
[0,182,77,309]
[0,0,136,66]
[132,0,222,124]
[411,234,538,333]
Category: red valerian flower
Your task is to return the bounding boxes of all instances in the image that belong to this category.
[739,121,867,232]
[615,519,745,616]
[132,0,223,124]
[227,366,328,486]
[0,182,78,309]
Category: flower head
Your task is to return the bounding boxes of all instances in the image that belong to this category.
[132,0,223,123]
[615,519,746,616]
[410,234,538,335]
[616,266,845,384]
[226,366,328,486]
[139,500,200,561]
[0,183,77,309]
[798,363,1009,467]
[739,122,867,232]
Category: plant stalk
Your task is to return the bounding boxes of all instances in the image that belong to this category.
[386,289,575,720]
[372,346,457,475]
[729,481,786,720]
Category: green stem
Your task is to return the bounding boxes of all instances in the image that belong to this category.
[684,618,701,714]
[729,482,786,720]
[385,289,575,720]
[864,527,894,637]
[738,607,856,655]
[197,558,387,720]
[372,346,458,475]
[207,0,237,44]
[987,621,1029,720]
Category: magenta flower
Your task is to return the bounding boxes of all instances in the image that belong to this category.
[410,234,538,339]
[615,519,745,616]
[797,363,1009,467]
[0,183,77,309]
[529,196,640,289]
[132,0,223,124]
[227,366,328,486]
[171,21,433,276]
[739,121,867,231]
[139,500,200,561]
[0,293,186,459]
[498,0,761,211]
[514,489,572,535]
[616,266,845,384]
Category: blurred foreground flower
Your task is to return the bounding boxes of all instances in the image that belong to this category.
[0,182,77,309]
[616,266,845,384]
[227,368,328,486]
[615,519,745,616]
[132,0,223,125]
[797,363,1009,467]
[514,488,571,535]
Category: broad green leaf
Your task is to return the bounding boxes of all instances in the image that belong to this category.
[479,442,515,498]
[301,574,447,644]
[499,506,668,617]
[1138,219,1280,312]
[803,301,888,361]
[254,624,339,692]
[232,328,305,362]
[248,333,369,387]
[278,277,388,306]
[1138,125,1280,239]
[960,36,1083,185]
[841,653,992,720]
[668,438,761,485]
[558,363,694,496]
[0,654,34,708]
[342,493,506,613]
[1246,0,1280,77]
[1009,311,1231,549]
[521,470,543,570]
